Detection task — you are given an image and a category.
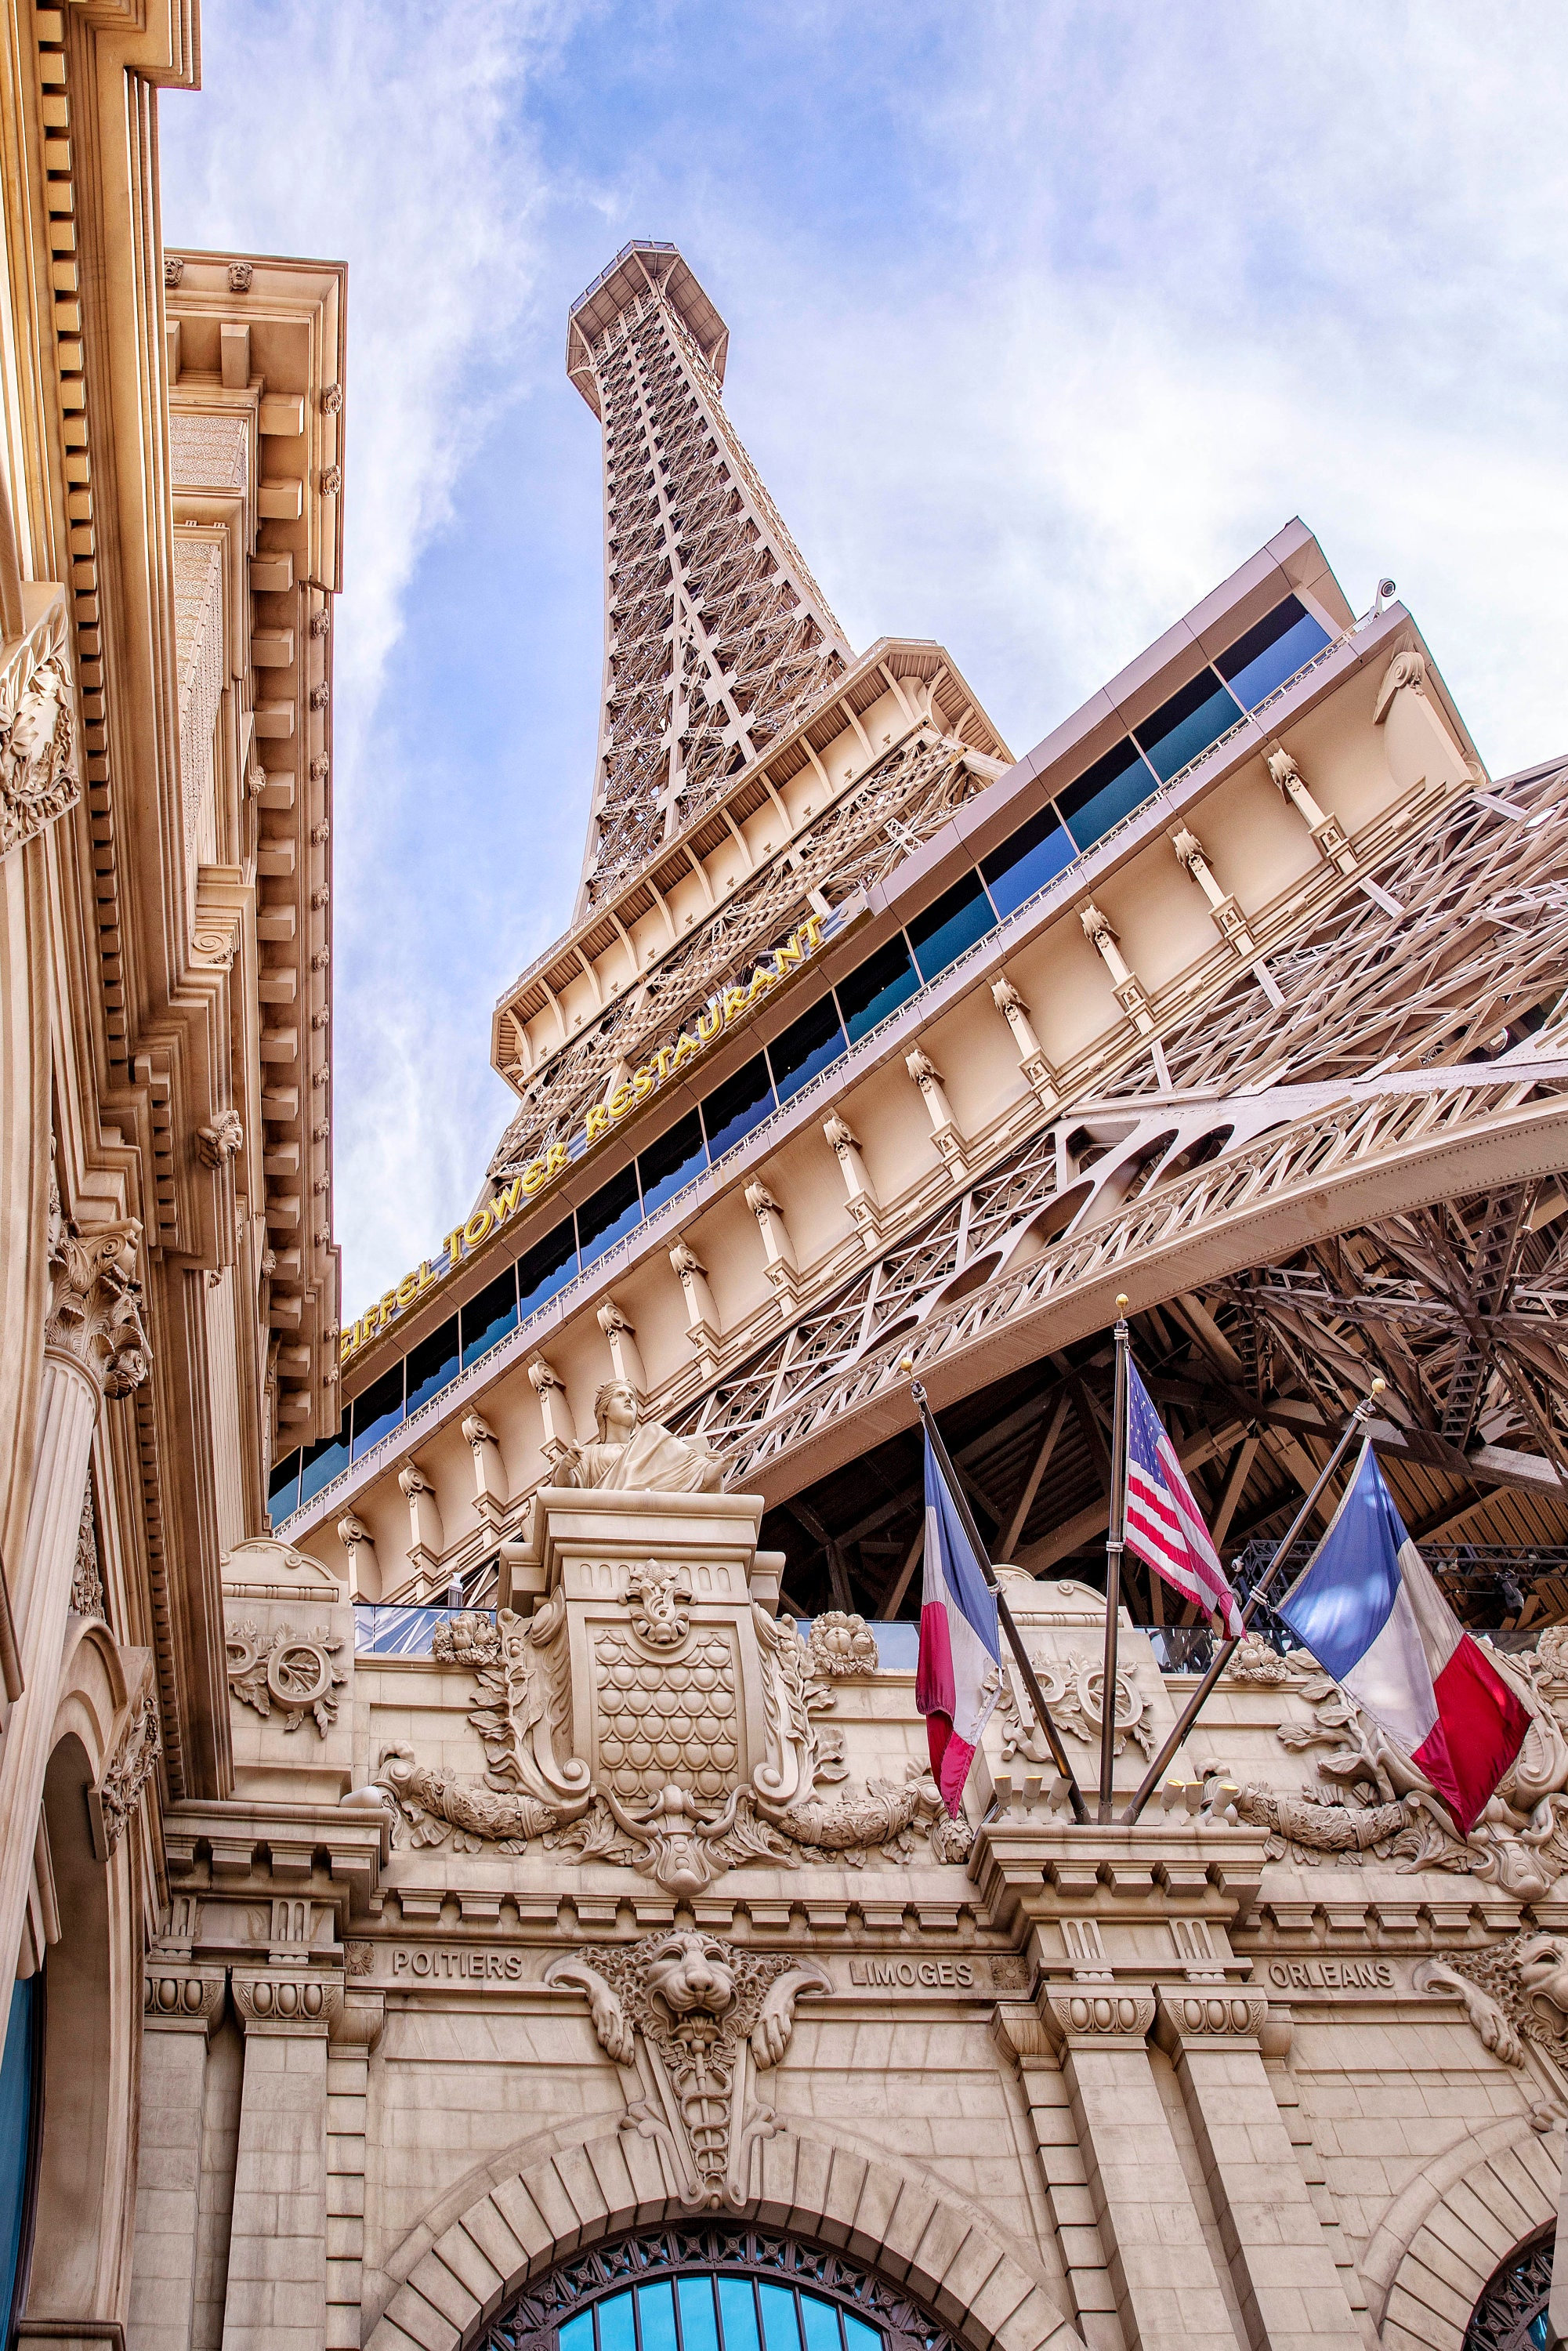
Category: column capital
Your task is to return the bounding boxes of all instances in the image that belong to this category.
[143,1961,226,2036]
[45,1215,151,1400]
[230,1965,343,2038]
[1038,1982,1157,2050]
[331,1988,385,2054]
[1153,1983,1268,2053]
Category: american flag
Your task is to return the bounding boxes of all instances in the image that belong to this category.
[1123,1357,1243,1635]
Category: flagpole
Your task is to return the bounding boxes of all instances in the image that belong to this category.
[907,1375,1090,1825]
[1099,1296,1132,1823]
[1118,1377,1385,1827]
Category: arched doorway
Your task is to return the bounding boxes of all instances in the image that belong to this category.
[475,2224,961,2351]
[1464,2229,1553,2351]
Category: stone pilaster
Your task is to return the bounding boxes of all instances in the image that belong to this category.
[128,1966,227,2351]
[221,1969,342,2351]
[1154,1987,1366,2351]
[991,2002,1122,2351]
[326,1992,384,2351]
[1038,1983,1237,2351]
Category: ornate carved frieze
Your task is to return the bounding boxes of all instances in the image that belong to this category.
[230,1967,342,2035]
[71,1477,105,1620]
[45,1209,150,1399]
[227,1618,347,1736]
[194,1109,244,1168]
[545,1928,829,2204]
[998,1646,1152,1763]
[143,1964,225,2034]
[371,1493,969,1890]
[1038,1983,1157,2049]
[96,1687,161,1853]
[1153,1984,1268,2049]
[0,602,76,860]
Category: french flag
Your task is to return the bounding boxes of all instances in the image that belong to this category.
[1276,1440,1529,1835]
[915,1434,1003,1818]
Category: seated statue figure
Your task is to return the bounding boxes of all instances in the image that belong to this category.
[562,1379,723,1494]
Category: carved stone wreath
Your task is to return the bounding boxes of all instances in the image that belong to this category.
[227,1620,347,1737]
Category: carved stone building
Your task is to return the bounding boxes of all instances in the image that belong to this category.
[0,1,343,2339]
[4,46,1567,2351]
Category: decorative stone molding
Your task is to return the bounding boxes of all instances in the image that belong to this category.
[807,1610,878,1679]
[1153,1984,1268,2052]
[94,1686,161,1855]
[990,976,1059,1109]
[71,1479,105,1621]
[45,1215,151,1399]
[670,1238,722,1365]
[143,1964,225,2034]
[998,1646,1152,1762]
[164,255,184,288]
[331,1988,385,2052]
[1038,1983,1157,2048]
[194,1108,244,1168]
[527,1357,578,1463]
[0,632,75,859]
[596,1297,646,1391]
[336,1509,378,1589]
[545,1929,830,2205]
[905,1048,969,1177]
[1266,745,1359,876]
[226,1618,347,1737]
[1168,826,1276,1002]
[397,1458,444,1568]
[745,1179,799,1302]
[462,1407,507,1527]
[226,260,253,294]
[1414,1933,1568,2073]
[230,1967,342,2036]
[625,1558,691,1647]
[1079,901,1159,1045]
[822,1112,883,1245]
[431,1610,502,1668]
[1373,645,1429,726]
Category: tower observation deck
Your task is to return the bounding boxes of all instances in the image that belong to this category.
[566,241,856,915]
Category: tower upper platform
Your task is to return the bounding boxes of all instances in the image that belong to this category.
[567,241,729,412]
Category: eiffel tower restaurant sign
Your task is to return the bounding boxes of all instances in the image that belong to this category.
[341,910,831,1364]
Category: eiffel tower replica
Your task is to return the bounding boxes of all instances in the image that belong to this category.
[284,239,1568,1639]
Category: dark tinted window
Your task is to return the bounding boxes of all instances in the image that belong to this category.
[981,802,1077,917]
[1056,739,1153,850]
[701,1053,775,1160]
[907,872,994,982]
[768,994,846,1103]
[268,1450,301,1517]
[405,1314,459,1415]
[461,1264,518,1367]
[836,934,921,1042]
[351,1361,405,1461]
[638,1110,707,1216]
[299,1411,350,1507]
[1133,670,1244,782]
[1216,594,1331,709]
[516,1217,579,1318]
[578,1162,642,1266]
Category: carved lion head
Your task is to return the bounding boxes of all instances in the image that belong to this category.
[643,1930,736,2020]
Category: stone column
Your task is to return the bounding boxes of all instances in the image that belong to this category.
[1154,1987,1366,2351]
[128,1965,227,2351]
[1039,1984,1237,2351]
[326,1991,384,2351]
[990,2003,1123,2351]
[222,1969,342,2351]
[0,1215,149,1979]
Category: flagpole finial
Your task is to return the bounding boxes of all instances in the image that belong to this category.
[1115,1294,1129,1313]
[897,1355,914,1375]
[1370,1376,1386,1395]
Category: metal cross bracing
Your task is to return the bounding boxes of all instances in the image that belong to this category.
[487,730,987,1183]
[577,254,853,912]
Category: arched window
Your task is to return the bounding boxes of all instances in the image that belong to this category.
[1464,2228,1554,2351]
[479,2224,961,2351]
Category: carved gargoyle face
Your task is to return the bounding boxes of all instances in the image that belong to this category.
[1516,1935,1568,2032]
[644,1930,736,2020]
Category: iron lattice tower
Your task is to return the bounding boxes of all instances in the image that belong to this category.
[567,241,855,915]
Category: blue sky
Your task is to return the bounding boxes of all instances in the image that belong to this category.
[160,2,1568,1316]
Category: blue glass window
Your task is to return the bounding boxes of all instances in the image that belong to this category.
[1133,669,1244,782]
[517,1217,579,1319]
[461,1265,518,1367]
[560,2316,594,2351]
[0,1980,35,2331]
[701,1053,776,1160]
[1056,738,1153,850]
[406,1314,460,1415]
[678,2279,722,2351]
[981,802,1077,917]
[267,1450,301,1518]
[801,2301,841,2351]
[636,2283,679,2351]
[717,2280,762,2351]
[598,2291,636,2351]
[758,2285,800,2351]
[768,994,846,1103]
[835,935,919,1042]
[299,1410,350,1506]
[1216,593,1331,709]
[638,1109,708,1215]
[351,1362,405,1461]
[578,1162,643,1266]
[907,872,994,981]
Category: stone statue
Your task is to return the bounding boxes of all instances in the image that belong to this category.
[561,1378,722,1494]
